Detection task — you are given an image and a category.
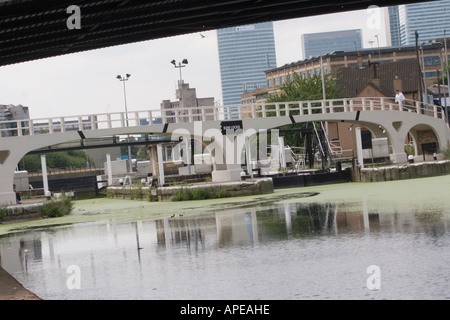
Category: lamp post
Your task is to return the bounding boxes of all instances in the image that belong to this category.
[374,34,381,58]
[369,40,375,57]
[171,59,191,174]
[116,73,133,173]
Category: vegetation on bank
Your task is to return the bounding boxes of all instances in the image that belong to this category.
[171,187,230,201]
[0,207,6,223]
[42,193,74,218]
[441,148,450,160]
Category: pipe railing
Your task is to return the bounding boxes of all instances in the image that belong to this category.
[0,97,446,138]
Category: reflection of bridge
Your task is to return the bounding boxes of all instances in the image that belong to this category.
[1,97,449,204]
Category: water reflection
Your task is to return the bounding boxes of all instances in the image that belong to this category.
[1,200,450,300]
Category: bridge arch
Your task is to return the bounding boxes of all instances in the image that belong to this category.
[405,124,443,158]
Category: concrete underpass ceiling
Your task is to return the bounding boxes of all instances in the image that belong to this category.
[0,0,435,67]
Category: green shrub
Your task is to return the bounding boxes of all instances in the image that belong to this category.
[172,188,194,201]
[171,187,231,201]
[192,188,209,200]
[440,148,450,160]
[0,206,7,222]
[42,193,73,218]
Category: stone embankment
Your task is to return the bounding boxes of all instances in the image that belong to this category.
[1,201,43,224]
[107,178,275,201]
[354,160,450,182]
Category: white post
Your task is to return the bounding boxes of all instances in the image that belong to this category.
[245,136,253,178]
[185,137,191,175]
[106,153,113,186]
[41,155,49,195]
[157,144,165,186]
[320,56,326,100]
[278,136,286,169]
[355,127,365,169]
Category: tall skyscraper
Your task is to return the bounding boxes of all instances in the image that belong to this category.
[217,22,277,114]
[387,6,402,47]
[301,29,363,59]
[392,0,450,46]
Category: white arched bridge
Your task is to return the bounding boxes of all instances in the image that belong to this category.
[1,97,449,205]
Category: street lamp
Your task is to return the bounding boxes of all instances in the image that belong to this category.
[171,59,191,174]
[369,40,375,57]
[374,34,381,58]
[171,59,188,113]
[116,73,133,173]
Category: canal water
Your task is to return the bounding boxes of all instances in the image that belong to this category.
[0,176,449,300]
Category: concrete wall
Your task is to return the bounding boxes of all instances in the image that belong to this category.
[355,161,450,182]
[13,171,29,192]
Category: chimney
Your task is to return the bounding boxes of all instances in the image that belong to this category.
[357,51,363,67]
[371,61,380,87]
[393,76,403,93]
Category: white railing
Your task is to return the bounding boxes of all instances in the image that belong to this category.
[0,97,447,138]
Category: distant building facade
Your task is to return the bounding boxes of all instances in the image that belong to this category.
[0,104,29,137]
[263,41,448,100]
[301,29,363,59]
[390,0,450,46]
[161,82,215,123]
[217,22,277,116]
[387,6,402,47]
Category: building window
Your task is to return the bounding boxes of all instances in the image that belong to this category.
[423,56,440,66]
[267,79,273,87]
[425,71,438,78]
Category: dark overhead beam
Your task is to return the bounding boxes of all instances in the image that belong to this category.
[0,0,437,67]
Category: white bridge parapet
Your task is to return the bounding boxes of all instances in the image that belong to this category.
[0,97,449,206]
[0,97,447,138]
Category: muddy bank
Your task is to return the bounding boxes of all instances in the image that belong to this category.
[0,266,40,300]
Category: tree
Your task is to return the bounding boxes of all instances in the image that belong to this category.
[265,73,340,148]
[267,73,339,102]
[18,151,93,172]
[435,61,449,86]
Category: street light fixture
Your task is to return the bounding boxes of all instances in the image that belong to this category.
[170,59,191,174]
[170,59,188,111]
[116,73,133,173]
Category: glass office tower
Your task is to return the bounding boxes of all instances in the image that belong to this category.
[388,6,402,47]
[217,22,277,117]
[397,0,450,45]
[301,29,363,59]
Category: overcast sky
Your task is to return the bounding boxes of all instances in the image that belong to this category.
[0,7,389,120]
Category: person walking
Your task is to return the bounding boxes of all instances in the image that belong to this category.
[395,90,406,109]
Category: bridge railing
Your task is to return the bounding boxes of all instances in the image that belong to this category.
[0,97,446,138]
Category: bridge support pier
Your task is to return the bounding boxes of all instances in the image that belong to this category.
[208,134,243,183]
[0,192,16,207]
